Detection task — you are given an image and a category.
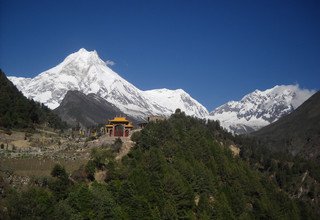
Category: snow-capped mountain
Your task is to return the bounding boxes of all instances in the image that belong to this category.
[143,88,209,117]
[8,48,208,119]
[8,48,315,133]
[209,85,316,134]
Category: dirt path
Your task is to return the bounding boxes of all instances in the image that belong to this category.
[36,129,58,135]
[115,129,141,161]
[116,140,134,161]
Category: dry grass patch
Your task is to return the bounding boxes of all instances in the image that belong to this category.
[1,157,88,177]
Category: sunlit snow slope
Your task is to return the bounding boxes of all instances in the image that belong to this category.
[8,48,209,119]
[208,85,316,134]
[9,48,315,134]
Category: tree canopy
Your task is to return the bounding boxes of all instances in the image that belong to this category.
[1,112,318,219]
[0,69,67,130]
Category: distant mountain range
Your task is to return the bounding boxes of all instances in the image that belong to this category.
[253,91,320,160]
[8,48,316,132]
[209,85,316,134]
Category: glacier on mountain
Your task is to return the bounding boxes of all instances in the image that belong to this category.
[8,48,315,134]
[208,85,316,134]
[8,48,209,119]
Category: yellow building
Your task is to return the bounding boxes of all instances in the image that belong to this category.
[106,117,133,137]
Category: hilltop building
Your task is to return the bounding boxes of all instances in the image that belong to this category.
[147,115,166,122]
[106,117,133,137]
[138,115,166,129]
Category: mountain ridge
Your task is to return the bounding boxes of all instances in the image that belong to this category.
[9,48,208,119]
[253,91,320,159]
[0,69,66,129]
[209,85,316,134]
[53,90,129,128]
[8,48,316,134]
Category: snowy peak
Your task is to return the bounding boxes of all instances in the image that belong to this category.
[8,48,208,119]
[9,48,314,131]
[9,48,143,110]
[237,85,315,119]
[262,85,315,109]
[62,48,105,66]
[143,88,209,117]
[209,85,316,134]
[45,48,114,79]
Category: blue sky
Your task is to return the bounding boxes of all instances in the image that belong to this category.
[0,0,319,110]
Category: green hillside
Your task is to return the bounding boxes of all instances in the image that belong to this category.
[0,69,67,130]
[234,92,320,215]
[2,112,317,219]
[253,91,320,160]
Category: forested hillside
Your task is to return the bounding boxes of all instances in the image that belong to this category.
[1,112,317,219]
[0,70,67,130]
[253,91,320,160]
[232,92,320,213]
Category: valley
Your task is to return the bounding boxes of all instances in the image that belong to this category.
[1,0,319,218]
[1,49,319,218]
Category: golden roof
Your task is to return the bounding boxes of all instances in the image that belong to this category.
[106,124,113,127]
[109,117,130,123]
[125,123,134,128]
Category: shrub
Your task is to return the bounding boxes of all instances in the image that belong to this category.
[112,138,123,153]
[51,164,68,181]
[71,165,88,183]
[130,131,141,143]
[90,148,112,168]
[85,160,96,181]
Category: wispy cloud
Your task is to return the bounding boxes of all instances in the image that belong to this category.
[105,60,116,66]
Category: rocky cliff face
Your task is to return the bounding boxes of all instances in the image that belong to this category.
[53,90,127,127]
